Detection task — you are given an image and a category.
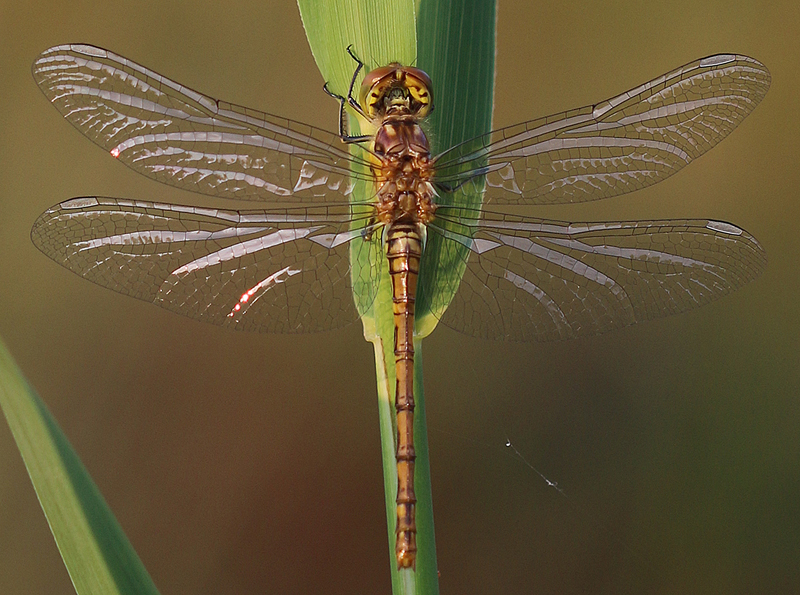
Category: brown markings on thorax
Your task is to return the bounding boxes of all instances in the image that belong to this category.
[372,114,437,227]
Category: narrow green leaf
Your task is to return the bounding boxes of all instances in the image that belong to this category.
[416,0,497,336]
[296,2,495,593]
[297,3,428,594]
[296,0,417,339]
[298,0,417,96]
[0,337,160,595]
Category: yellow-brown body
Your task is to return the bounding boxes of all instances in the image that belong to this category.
[358,64,437,569]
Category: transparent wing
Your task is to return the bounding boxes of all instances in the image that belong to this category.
[428,207,766,341]
[33,44,373,202]
[31,197,382,333]
[433,54,770,205]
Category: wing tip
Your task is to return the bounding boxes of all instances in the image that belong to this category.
[699,52,772,93]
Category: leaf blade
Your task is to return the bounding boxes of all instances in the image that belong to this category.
[0,338,160,595]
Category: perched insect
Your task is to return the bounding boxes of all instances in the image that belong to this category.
[31,44,769,569]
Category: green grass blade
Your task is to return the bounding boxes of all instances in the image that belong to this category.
[297,2,495,593]
[416,0,497,336]
[0,337,160,595]
[296,0,416,342]
[297,3,427,594]
[298,0,417,96]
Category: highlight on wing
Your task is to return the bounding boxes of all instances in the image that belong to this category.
[31,45,770,341]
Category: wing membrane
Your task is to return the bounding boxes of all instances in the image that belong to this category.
[33,44,373,202]
[434,54,770,205]
[31,197,382,332]
[430,207,766,341]
[33,47,768,340]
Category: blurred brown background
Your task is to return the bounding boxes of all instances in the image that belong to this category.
[1,1,797,593]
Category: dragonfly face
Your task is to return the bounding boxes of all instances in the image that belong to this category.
[359,64,433,121]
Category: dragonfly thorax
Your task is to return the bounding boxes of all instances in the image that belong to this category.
[373,117,430,158]
[373,117,436,226]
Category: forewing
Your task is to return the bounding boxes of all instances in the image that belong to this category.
[33,44,372,202]
[434,55,770,205]
[430,207,766,341]
[31,197,381,333]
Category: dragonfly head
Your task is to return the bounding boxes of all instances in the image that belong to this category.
[360,64,433,120]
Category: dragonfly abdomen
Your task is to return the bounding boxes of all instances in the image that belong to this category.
[385,221,423,569]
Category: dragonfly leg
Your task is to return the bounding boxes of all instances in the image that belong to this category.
[345,44,366,108]
[321,44,377,144]
[323,83,373,144]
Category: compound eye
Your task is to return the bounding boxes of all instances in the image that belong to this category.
[358,64,434,119]
[400,67,433,117]
[359,65,400,118]
[403,67,433,94]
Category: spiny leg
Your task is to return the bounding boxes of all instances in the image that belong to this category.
[322,45,373,143]
[344,45,367,113]
[323,84,372,143]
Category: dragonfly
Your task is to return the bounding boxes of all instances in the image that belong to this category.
[31,44,769,569]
